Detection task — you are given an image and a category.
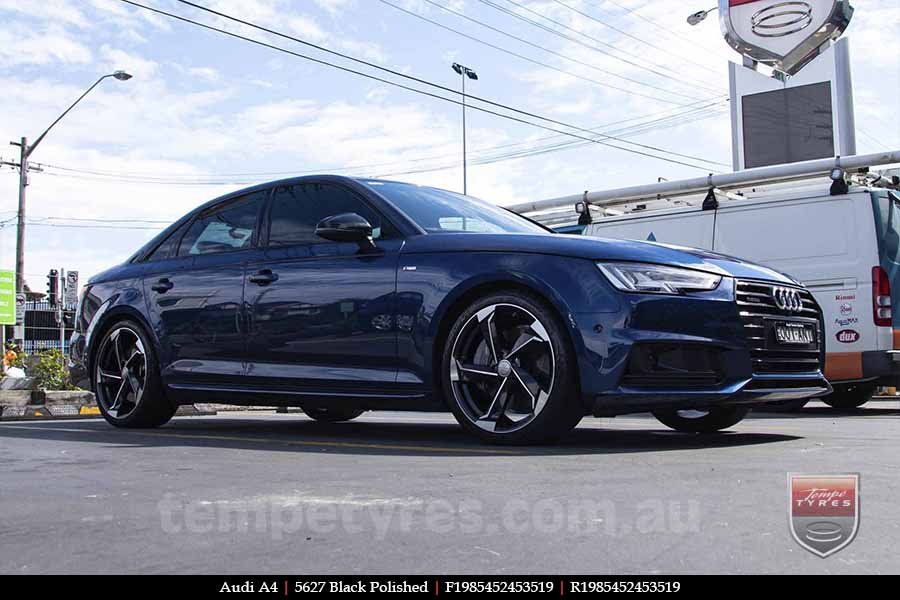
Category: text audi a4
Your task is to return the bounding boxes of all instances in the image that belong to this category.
[69,176,830,443]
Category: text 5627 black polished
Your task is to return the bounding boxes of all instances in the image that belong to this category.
[68,176,830,443]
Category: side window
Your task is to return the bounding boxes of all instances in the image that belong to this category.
[178,191,266,257]
[145,220,190,262]
[268,183,397,247]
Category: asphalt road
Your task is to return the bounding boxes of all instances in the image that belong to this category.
[1,401,898,575]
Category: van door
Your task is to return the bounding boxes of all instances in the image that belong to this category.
[871,191,900,350]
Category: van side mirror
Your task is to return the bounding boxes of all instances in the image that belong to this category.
[315,213,376,251]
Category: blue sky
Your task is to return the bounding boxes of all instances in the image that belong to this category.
[1,0,898,284]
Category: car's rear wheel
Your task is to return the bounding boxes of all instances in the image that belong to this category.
[93,320,176,428]
[302,407,365,422]
[442,291,582,444]
[652,406,750,433]
[823,383,874,410]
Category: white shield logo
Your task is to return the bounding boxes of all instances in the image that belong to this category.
[720,0,854,74]
[789,474,860,558]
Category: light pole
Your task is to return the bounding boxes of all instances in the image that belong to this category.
[452,62,478,196]
[687,6,718,25]
[10,71,132,304]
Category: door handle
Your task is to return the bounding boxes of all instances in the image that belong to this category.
[249,269,279,286]
[151,278,174,293]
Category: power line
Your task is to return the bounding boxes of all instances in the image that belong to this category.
[33,99,723,182]
[403,0,718,100]
[119,0,728,171]
[599,0,726,56]
[474,0,722,89]
[546,0,721,76]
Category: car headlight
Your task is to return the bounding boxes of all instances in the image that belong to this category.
[597,262,722,295]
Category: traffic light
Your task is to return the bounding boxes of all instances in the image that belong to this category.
[47,269,58,306]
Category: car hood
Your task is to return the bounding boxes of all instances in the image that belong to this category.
[401,233,798,285]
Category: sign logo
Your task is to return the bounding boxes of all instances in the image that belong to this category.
[836,329,859,343]
[789,474,859,557]
[772,286,802,313]
[720,0,854,74]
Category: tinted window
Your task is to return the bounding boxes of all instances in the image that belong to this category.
[145,220,190,262]
[268,182,395,247]
[178,191,266,256]
[360,180,547,234]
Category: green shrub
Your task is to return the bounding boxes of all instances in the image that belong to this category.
[33,349,77,391]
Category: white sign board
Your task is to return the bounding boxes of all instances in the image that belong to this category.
[720,0,853,74]
[15,293,25,326]
[65,271,79,308]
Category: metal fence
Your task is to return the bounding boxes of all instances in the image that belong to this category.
[21,300,75,356]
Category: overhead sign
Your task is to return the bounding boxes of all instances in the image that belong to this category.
[0,270,14,325]
[720,0,854,74]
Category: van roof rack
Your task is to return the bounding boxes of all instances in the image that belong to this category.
[510,150,900,225]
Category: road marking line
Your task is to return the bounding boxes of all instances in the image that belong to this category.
[0,425,519,455]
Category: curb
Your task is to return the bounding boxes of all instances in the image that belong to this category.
[0,390,217,421]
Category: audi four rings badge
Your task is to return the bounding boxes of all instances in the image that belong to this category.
[719,0,854,74]
[772,287,803,313]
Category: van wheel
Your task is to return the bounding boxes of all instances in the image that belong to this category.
[442,291,582,444]
[93,320,176,428]
[302,407,365,422]
[652,407,751,433]
[823,383,874,410]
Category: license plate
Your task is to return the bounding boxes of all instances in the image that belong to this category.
[774,322,815,345]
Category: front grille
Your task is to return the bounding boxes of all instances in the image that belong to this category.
[735,280,823,375]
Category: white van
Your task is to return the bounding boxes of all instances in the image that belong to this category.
[582,182,900,409]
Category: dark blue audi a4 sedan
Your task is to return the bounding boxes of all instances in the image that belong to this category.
[69,175,830,443]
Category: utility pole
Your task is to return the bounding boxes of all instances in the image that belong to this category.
[452,63,478,196]
[8,71,132,345]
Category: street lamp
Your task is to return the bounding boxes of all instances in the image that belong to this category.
[452,62,478,196]
[9,71,132,314]
[687,6,719,26]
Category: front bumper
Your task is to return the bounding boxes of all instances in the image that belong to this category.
[571,277,830,416]
[591,373,832,416]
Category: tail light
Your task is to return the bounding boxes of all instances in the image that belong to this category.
[872,266,892,327]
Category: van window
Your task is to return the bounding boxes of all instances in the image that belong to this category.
[145,220,190,262]
[873,192,900,266]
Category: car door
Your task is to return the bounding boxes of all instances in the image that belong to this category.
[244,181,402,395]
[143,190,268,388]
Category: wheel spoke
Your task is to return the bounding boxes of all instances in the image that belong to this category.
[506,335,539,360]
[510,366,537,410]
[475,306,500,365]
[477,377,510,430]
[113,330,126,370]
[451,360,500,383]
[110,379,128,412]
[97,369,122,385]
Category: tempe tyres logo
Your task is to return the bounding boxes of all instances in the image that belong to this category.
[789,474,859,557]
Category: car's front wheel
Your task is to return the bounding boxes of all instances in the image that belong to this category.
[652,406,750,433]
[302,407,365,422]
[93,320,176,428]
[442,291,582,444]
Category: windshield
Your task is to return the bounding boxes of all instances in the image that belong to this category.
[361,180,548,235]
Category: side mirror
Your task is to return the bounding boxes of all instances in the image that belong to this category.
[315,212,376,250]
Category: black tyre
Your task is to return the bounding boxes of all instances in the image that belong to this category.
[302,407,365,422]
[760,398,810,412]
[441,291,582,444]
[823,383,874,410]
[652,406,750,433]
[93,319,176,428]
